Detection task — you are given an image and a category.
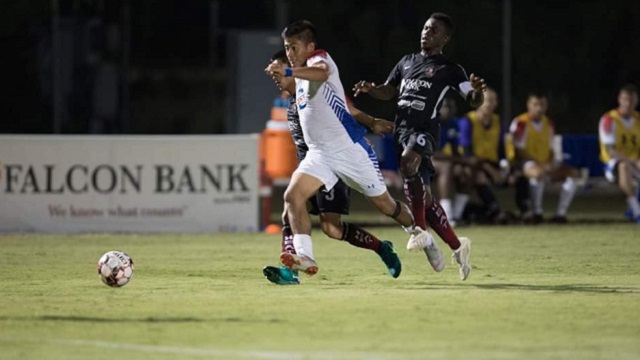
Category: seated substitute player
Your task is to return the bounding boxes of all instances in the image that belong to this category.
[458,87,509,224]
[265,20,421,278]
[353,13,485,280]
[598,84,640,223]
[432,97,467,224]
[262,50,399,285]
[510,92,580,224]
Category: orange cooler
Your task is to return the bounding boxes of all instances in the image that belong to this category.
[262,120,297,179]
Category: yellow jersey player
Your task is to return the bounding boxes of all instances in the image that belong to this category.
[598,84,640,223]
[458,88,508,223]
[510,92,580,223]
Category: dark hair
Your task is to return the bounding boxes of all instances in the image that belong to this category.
[429,12,455,36]
[620,84,639,95]
[281,20,318,45]
[270,49,288,63]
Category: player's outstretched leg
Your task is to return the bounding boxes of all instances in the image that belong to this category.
[263,212,300,285]
[320,212,401,278]
[368,191,443,273]
[402,176,442,270]
[281,172,322,275]
[397,148,446,272]
[426,199,471,278]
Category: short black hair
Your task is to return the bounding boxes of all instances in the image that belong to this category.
[281,20,318,45]
[620,84,639,95]
[270,49,288,63]
[429,12,455,36]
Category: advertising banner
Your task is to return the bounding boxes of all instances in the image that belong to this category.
[0,135,259,233]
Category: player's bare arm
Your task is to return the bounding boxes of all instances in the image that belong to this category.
[265,60,329,83]
[265,60,296,94]
[352,81,397,100]
[467,73,486,108]
[348,104,394,135]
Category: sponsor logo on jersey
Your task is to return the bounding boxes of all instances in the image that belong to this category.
[397,99,426,111]
[410,100,425,111]
[296,94,307,110]
[400,78,433,92]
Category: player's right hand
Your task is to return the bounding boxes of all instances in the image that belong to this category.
[353,81,374,97]
[265,61,284,79]
[371,118,394,136]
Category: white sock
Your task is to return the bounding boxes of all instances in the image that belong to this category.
[529,178,545,214]
[557,178,577,216]
[440,198,453,221]
[453,194,470,220]
[293,234,314,260]
[627,196,640,217]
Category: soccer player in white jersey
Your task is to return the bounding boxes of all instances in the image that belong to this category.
[265,20,423,277]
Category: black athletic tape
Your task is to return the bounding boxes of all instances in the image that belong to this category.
[340,222,349,241]
[390,200,402,219]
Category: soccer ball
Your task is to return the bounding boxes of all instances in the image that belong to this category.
[97,251,134,287]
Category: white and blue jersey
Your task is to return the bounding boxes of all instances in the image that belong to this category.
[292,49,386,197]
[294,50,368,153]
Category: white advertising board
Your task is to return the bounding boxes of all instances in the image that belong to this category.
[0,135,259,233]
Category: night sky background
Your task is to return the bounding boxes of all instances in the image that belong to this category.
[2,0,639,135]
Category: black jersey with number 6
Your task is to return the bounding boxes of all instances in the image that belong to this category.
[386,53,473,135]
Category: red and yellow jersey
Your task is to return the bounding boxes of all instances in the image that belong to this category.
[599,109,640,162]
[509,113,554,164]
[463,111,502,163]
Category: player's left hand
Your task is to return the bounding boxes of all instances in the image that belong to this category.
[469,74,487,93]
[371,118,394,136]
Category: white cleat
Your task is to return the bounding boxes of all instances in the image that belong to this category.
[423,238,445,272]
[406,227,428,251]
[406,228,444,272]
[280,252,318,276]
[452,237,472,280]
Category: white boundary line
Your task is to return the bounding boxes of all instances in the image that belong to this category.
[0,336,422,360]
[3,335,638,360]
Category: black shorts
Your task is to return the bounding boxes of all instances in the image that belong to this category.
[394,127,437,184]
[308,178,350,215]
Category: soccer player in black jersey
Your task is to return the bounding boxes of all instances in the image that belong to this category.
[263,50,400,285]
[353,13,486,280]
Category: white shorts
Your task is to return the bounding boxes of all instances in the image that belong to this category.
[294,138,387,197]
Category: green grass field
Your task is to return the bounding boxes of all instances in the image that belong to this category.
[1,225,639,360]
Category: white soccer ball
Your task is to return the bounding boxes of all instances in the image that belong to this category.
[97,251,134,287]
